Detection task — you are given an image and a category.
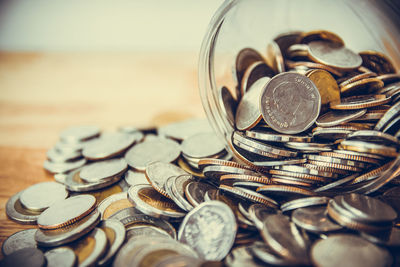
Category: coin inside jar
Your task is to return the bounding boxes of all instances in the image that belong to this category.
[19,182,68,212]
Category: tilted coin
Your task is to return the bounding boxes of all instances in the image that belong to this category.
[59,125,100,143]
[54,173,68,184]
[97,219,126,266]
[339,72,378,88]
[128,184,185,219]
[330,94,391,110]
[125,138,181,171]
[375,100,400,131]
[359,50,396,74]
[338,140,398,157]
[346,130,400,147]
[79,158,127,183]
[168,174,194,211]
[305,154,368,169]
[245,128,312,142]
[64,168,122,192]
[203,164,259,181]
[382,115,400,135]
[287,43,309,59]
[6,191,41,224]
[35,209,100,247]
[125,225,173,240]
[316,109,367,127]
[157,118,213,141]
[241,61,274,96]
[248,241,295,266]
[312,128,353,141]
[83,132,136,160]
[19,182,68,212]
[274,164,338,178]
[178,201,237,261]
[266,41,285,73]
[313,174,362,193]
[235,77,270,130]
[298,30,344,45]
[85,180,128,203]
[340,77,384,96]
[177,157,206,178]
[220,174,270,184]
[257,185,316,201]
[46,147,82,163]
[377,73,400,84]
[145,161,188,198]
[2,229,37,256]
[152,254,206,267]
[219,185,278,208]
[219,86,237,128]
[37,194,96,230]
[260,72,321,134]
[181,132,226,159]
[326,149,385,162]
[0,247,46,267]
[69,227,107,267]
[97,192,134,219]
[124,169,149,186]
[281,196,331,212]
[43,158,86,174]
[184,181,216,207]
[274,31,303,59]
[308,40,362,70]
[292,206,342,233]
[311,234,392,267]
[286,60,344,77]
[306,69,340,111]
[44,247,77,267]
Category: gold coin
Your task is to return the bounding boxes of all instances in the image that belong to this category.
[103,199,134,219]
[340,77,384,95]
[306,69,340,110]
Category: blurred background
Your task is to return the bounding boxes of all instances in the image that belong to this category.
[0,0,223,147]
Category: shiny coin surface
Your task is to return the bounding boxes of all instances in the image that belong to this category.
[182,132,225,159]
[167,175,194,211]
[44,247,77,267]
[340,77,383,95]
[70,227,107,267]
[79,158,127,183]
[37,194,96,230]
[292,206,342,233]
[125,224,172,240]
[245,128,312,142]
[346,130,400,146]
[235,77,270,130]
[19,182,68,212]
[43,158,86,174]
[46,147,82,163]
[316,109,367,127]
[241,61,274,95]
[125,138,181,171]
[97,192,134,219]
[2,229,37,256]
[330,94,390,110]
[234,48,265,95]
[128,184,185,219]
[311,234,392,267]
[0,247,46,267]
[219,185,278,208]
[308,41,362,70]
[145,161,188,198]
[185,181,216,207]
[124,169,149,186]
[178,201,237,261]
[157,118,213,141]
[281,196,331,212]
[339,140,398,157]
[60,125,100,143]
[98,219,126,266]
[83,132,135,160]
[266,41,285,73]
[375,101,400,130]
[260,72,321,134]
[6,191,41,224]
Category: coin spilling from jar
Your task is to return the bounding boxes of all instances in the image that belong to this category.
[2,30,400,267]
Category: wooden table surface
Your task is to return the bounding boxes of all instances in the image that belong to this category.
[0,51,205,257]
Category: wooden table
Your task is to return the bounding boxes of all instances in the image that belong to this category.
[0,51,205,257]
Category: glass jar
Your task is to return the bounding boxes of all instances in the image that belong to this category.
[198,0,400,159]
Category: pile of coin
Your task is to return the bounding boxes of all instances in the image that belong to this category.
[2,29,400,266]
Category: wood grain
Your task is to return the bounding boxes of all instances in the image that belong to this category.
[0,51,205,258]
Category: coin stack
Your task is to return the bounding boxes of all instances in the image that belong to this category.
[2,29,400,267]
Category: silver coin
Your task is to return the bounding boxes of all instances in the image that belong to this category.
[252,158,306,167]
[79,158,127,183]
[219,86,237,128]
[153,254,204,267]
[313,173,359,193]
[35,209,100,247]
[54,173,68,184]
[312,128,353,140]
[292,206,343,233]
[248,241,296,266]
[261,213,309,265]
[260,72,321,134]
[203,164,259,181]
[59,125,100,143]
[274,165,337,178]
[266,41,285,73]
[145,161,188,197]
[124,169,149,186]
[64,168,122,192]
[284,142,333,152]
[97,220,126,266]
[248,204,276,230]
[308,41,362,70]
[6,191,41,224]
[225,245,264,267]
[83,132,136,160]
[178,201,237,261]
[375,101,400,130]
[125,138,181,171]
[245,129,312,143]
[382,115,400,134]
[46,147,82,163]
[44,247,77,267]
[37,194,96,230]
[311,234,392,267]
[19,182,68,212]
[97,192,130,219]
[2,229,37,256]
[232,138,282,159]
[347,130,400,146]
[181,132,226,159]
[220,185,278,208]
[169,175,194,211]
[128,184,186,219]
[281,196,331,212]
[361,227,400,247]
[43,158,86,174]
[157,118,213,141]
[0,247,46,267]
[126,225,172,240]
[316,109,367,127]
[184,181,217,207]
[235,77,270,130]
[305,154,368,169]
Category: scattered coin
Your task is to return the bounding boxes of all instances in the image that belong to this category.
[97,220,126,266]
[0,247,46,267]
[79,158,127,183]
[19,182,68,212]
[2,229,37,256]
[44,247,77,267]
[59,125,100,143]
[97,192,134,219]
[6,191,42,224]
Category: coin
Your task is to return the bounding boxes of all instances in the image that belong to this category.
[0,248,46,267]
[145,161,188,198]
[219,86,237,128]
[83,132,136,160]
[316,109,367,127]
[47,147,82,163]
[97,220,126,266]
[97,192,134,219]
[266,41,285,73]
[79,158,127,183]
[248,242,294,266]
[286,60,344,77]
[125,225,172,240]
[6,191,41,224]
[2,229,37,256]
[245,128,312,142]
[181,132,226,159]
[19,182,68,212]
[44,247,77,267]
[43,158,86,174]
[124,169,149,186]
[235,77,270,130]
[306,69,341,110]
[177,157,205,178]
[284,141,333,152]
[274,31,303,59]
[125,138,181,171]
[377,73,400,84]
[35,209,100,247]
[169,174,194,211]
[280,196,331,212]
[69,227,107,267]
[311,234,392,267]
[128,184,185,219]
[157,118,213,141]
[220,185,278,208]
[330,94,391,110]
[308,40,362,70]
[382,115,400,134]
[339,72,378,88]
[359,50,396,74]
[65,168,122,192]
[340,77,384,95]
[184,181,216,207]
[292,206,342,233]
[287,44,309,59]
[59,125,100,143]
[346,130,400,146]
[298,30,344,45]
[257,185,316,201]
[240,61,274,96]
[260,72,321,134]
[37,194,96,230]
[178,201,237,261]
[339,140,398,157]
